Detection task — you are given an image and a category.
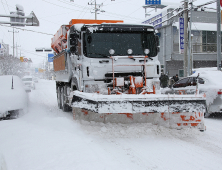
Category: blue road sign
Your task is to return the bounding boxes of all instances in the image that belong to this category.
[142,13,162,29]
[35,68,38,73]
[145,0,161,5]
[179,18,184,53]
[0,43,1,48]
[48,53,54,62]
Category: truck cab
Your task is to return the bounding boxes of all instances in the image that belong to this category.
[53,22,161,111]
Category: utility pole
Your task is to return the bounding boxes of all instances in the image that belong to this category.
[188,0,193,75]
[88,0,105,20]
[183,0,188,77]
[16,42,21,58]
[8,27,19,57]
[217,0,221,70]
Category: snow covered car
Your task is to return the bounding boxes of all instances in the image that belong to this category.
[0,75,28,119]
[22,76,35,91]
[33,77,38,83]
[161,68,222,116]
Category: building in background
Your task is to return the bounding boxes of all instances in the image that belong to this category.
[142,6,221,78]
[0,41,9,57]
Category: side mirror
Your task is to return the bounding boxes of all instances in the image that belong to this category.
[157,46,160,53]
[70,33,79,54]
[155,35,160,53]
[70,34,79,45]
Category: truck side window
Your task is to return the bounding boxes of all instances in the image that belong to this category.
[70,33,79,54]
[70,34,77,46]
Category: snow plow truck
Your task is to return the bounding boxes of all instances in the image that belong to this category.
[51,19,206,131]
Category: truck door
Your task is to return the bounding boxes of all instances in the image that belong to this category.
[70,31,82,90]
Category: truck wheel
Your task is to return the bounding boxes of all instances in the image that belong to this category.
[57,86,62,109]
[61,86,71,112]
[72,78,79,91]
[65,85,72,111]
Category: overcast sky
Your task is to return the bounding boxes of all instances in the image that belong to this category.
[0,0,218,67]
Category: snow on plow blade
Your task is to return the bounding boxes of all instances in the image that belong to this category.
[70,91,206,130]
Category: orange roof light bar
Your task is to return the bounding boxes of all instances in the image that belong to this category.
[69,19,123,25]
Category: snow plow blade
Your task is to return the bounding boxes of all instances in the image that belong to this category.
[70,91,206,131]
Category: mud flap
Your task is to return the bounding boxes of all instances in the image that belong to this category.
[71,92,206,131]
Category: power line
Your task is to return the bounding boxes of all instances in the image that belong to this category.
[0,24,54,35]
[53,0,141,21]
[8,28,19,57]
[1,0,7,14]
[42,0,87,13]
[40,18,62,26]
[0,24,12,43]
[78,5,89,19]
[4,0,10,12]
[20,48,46,58]
[125,6,142,17]
[1,1,14,9]
[88,0,105,20]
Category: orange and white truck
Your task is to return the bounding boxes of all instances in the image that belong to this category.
[51,19,206,130]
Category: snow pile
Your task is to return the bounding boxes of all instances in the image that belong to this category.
[79,120,201,139]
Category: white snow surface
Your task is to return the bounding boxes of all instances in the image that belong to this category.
[1,79,222,170]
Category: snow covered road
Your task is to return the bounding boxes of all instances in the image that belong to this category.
[1,79,222,170]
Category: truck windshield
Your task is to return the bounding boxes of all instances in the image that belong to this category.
[83,32,157,58]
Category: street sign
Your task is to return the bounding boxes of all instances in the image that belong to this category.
[48,53,54,62]
[26,11,39,26]
[220,0,222,7]
[179,18,184,54]
[35,48,44,52]
[0,43,1,48]
[142,13,162,29]
[35,68,38,73]
[145,0,161,5]
[20,57,23,62]
[23,58,28,62]
[44,48,52,52]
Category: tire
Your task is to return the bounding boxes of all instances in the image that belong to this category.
[204,106,211,118]
[72,78,79,91]
[57,86,62,109]
[61,86,71,112]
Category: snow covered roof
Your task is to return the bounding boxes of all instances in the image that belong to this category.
[173,22,220,31]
